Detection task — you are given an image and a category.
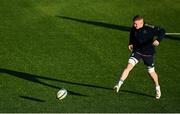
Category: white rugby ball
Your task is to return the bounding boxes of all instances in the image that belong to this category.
[57,88,68,100]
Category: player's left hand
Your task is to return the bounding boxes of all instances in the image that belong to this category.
[153,40,159,46]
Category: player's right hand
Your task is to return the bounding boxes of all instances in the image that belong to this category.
[128,45,133,52]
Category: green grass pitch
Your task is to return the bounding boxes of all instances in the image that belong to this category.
[0,0,180,112]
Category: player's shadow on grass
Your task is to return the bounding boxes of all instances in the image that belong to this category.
[56,15,131,32]
[0,68,87,97]
[0,68,154,98]
[19,96,45,102]
[165,35,180,41]
[57,15,180,41]
[121,90,154,98]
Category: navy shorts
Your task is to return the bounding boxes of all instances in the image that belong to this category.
[129,52,154,67]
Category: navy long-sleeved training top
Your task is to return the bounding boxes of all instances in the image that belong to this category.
[129,23,165,55]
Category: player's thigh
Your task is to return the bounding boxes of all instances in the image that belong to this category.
[142,56,155,73]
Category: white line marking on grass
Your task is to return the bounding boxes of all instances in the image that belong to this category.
[165,33,180,35]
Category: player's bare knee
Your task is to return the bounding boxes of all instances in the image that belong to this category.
[124,64,134,72]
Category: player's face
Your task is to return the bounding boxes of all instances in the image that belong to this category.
[133,19,144,29]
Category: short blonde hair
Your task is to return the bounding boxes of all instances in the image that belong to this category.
[133,15,143,21]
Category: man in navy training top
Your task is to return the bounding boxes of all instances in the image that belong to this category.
[114,15,165,99]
